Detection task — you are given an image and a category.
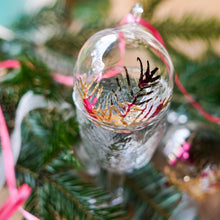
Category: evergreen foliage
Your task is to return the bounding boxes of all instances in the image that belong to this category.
[154,15,220,41]
[16,108,128,219]
[15,106,182,219]
[125,165,182,220]
[2,58,61,99]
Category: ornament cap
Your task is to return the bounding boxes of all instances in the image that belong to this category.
[131,3,144,23]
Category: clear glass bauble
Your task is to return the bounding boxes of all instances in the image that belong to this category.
[73,15,174,133]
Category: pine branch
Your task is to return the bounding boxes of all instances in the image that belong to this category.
[45,23,107,57]
[141,0,166,21]
[1,56,65,101]
[154,15,220,41]
[125,164,182,220]
[17,159,128,220]
[16,106,128,220]
[0,85,20,131]
[18,107,79,170]
[14,95,183,220]
[173,52,220,114]
[161,44,220,126]
[73,0,111,26]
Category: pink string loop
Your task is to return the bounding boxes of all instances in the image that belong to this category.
[52,73,74,86]
[0,59,21,70]
[0,184,31,220]
[120,13,165,47]
[174,74,220,124]
[0,105,39,219]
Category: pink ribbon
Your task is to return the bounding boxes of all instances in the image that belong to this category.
[0,61,39,219]
[52,73,74,86]
[0,59,20,70]
[0,106,39,220]
[120,13,165,47]
[174,74,220,124]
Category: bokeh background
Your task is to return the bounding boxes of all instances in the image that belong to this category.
[1,0,220,219]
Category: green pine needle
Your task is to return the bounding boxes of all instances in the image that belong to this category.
[14,100,182,220]
[16,107,128,220]
[125,164,182,220]
[155,15,220,41]
[141,0,166,21]
[2,56,64,100]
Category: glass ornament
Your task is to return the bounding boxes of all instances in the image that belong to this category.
[73,3,174,204]
[158,120,220,202]
[154,115,220,219]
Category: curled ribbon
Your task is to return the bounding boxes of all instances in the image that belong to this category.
[0,61,40,220]
[0,106,39,220]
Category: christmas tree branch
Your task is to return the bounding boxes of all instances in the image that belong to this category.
[125,165,182,220]
[42,176,98,220]
[125,178,170,219]
[141,0,166,21]
[155,15,220,41]
[16,164,39,180]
